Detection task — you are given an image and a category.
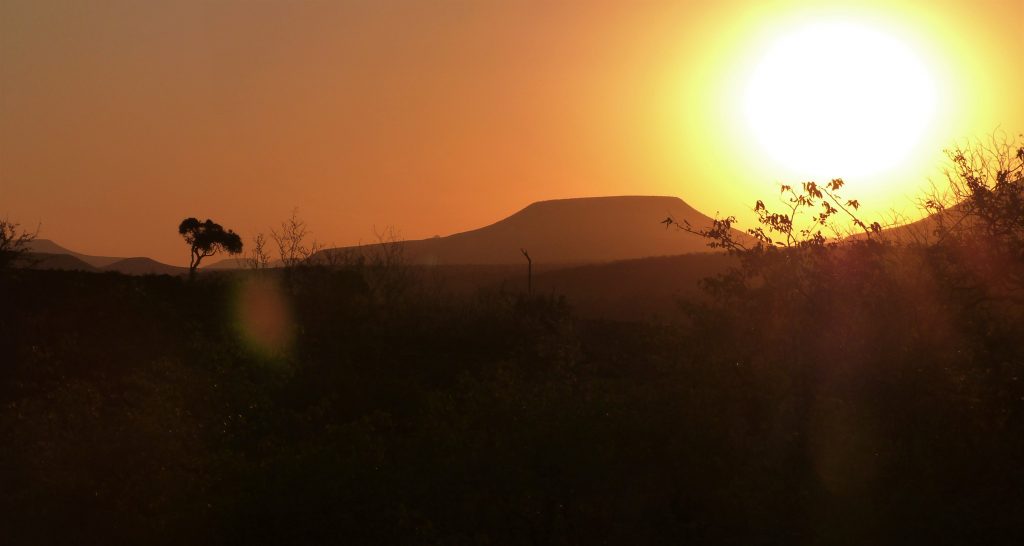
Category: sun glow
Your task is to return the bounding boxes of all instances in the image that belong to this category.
[743,20,939,180]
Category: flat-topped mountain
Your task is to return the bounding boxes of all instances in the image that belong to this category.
[319,195,745,265]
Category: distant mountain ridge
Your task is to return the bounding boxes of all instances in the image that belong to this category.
[29,252,101,272]
[316,195,748,266]
[27,239,188,276]
[27,196,748,273]
[28,239,124,268]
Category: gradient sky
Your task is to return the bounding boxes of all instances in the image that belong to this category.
[2,0,1022,265]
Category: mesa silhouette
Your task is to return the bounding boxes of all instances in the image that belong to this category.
[218,195,744,269]
[325,195,742,265]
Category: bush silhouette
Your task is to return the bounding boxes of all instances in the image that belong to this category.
[0,216,38,271]
[923,134,1024,302]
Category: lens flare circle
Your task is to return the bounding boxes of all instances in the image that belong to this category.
[233,274,294,360]
[744,20,938,178]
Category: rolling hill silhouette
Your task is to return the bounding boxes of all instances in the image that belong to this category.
[102,257,188,276]
[317,196,747,266]
[27,252,100,272]
[27,239,187,275]
[28,239,123,268]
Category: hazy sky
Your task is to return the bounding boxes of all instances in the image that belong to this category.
[2,0,1022,265]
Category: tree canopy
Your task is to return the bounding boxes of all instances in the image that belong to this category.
[178,218,243,275]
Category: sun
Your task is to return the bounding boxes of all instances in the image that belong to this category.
[744,20,939,179]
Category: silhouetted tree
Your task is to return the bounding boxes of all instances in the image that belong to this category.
[922,132,1024,301]
[247,232,271,271]
[925,134,1024,241]
[178,218,243,276]
[362,226,415,304]
[271,209,322,268]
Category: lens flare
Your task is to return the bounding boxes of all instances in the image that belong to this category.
[233,275,294,360]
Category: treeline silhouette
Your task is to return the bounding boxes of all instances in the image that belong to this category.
[2,137,1024,544]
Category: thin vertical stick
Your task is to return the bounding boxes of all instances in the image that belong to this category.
[520,248,532,295]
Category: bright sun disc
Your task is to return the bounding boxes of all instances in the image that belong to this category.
[744,20,938,179]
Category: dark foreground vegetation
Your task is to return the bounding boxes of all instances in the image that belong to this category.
[2,139,1024,545]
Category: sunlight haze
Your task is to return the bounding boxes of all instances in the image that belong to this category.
[2,0,1021,265]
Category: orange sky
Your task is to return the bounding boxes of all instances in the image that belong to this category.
[2,0,1022,265]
